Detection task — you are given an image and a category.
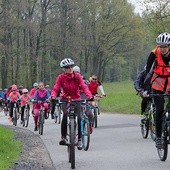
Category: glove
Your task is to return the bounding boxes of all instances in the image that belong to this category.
[102,94,106,97]
[142,91,149,98]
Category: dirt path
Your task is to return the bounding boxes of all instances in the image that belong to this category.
[5,125,55,170]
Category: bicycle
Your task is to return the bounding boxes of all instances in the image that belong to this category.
[81,104,90,151]
[38,102,46,135]
[150,93,170,161]
[57,98,87,169]
[91,95,103,128]
[140,98,156,141]
[2,99,9,116]
[22,103,30,127]
[54,102,62,124]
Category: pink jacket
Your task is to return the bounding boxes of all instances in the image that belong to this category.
[21,94,30,107]
[51,72,92,100]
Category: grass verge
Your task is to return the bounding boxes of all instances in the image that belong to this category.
[100,81,141,114]
[0,125,22,170]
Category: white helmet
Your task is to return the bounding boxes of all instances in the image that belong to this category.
[73,66,80,73]
[156,32,170,45]
[33,82,38,87]
[22,88,28,93]
[60,58,75,68]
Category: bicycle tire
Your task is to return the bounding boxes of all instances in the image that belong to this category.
[25,108,30,127]
[39,110,44,135]
[94,108,98,128]
[141,118,149,139]
[13,108,17,126]
[157,124,168,161]
[81,118,90,151]
[69,118,75,169]
[150,120,156,141]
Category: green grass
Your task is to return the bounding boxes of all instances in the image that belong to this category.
[0,125,22,170]
[100,81,141,114]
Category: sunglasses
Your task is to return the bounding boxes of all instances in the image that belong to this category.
[159,45,169,48]
[92,78,97,80]
[65,65,74,69]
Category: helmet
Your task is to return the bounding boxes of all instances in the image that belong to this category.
[22,88,28,93]
[11,84,17,91]
[45,85,50,88]
[33,82,38,87]
[19,85,23,89]
[73,66,80,73]
[156,32,170,45]
[60,58,75,68]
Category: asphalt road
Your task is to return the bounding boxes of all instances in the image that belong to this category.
[1,112,170,170]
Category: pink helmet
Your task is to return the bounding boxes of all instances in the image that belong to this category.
[11,84,17,91]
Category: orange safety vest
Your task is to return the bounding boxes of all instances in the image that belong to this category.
[151,47,170,92]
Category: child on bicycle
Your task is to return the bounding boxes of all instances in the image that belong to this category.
[33,82,50,131]
[20,88,31,124]
[7,85,21,122]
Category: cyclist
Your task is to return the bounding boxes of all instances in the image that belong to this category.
[30,82,38,98]
[7,85,21,121]
[88,74,106,115]
[30,82,38,115]
[0,88,5,108]
[51,58,93,149]
[145,32,170,148]
[33,82,50,131]
[73,65,94,134]
[20,88,31,124]
[134,66,152,117]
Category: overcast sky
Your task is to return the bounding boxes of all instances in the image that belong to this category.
[127,0,146,15]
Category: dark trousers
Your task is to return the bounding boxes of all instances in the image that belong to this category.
[152,89,165,138]
[61,102,82,139]
[9,102,19,118]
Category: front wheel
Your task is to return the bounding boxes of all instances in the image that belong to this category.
[81,118,90,151]
[141,118,149,139]
[24,109,30,127]
[94,108,98,128]
[69,118,75,169]
[13,108,17,126]
[38,110,44,135]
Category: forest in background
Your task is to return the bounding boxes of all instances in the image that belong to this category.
[0,0,170,88]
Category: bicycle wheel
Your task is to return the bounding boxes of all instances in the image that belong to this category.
[157,124,168,161]
[150,116,156,141]
[24,109,30,127]
[141,118,149,139]
[94,108,98,128]
[81,118,90,151]
[38,110,44,135]
[69,118,75,169]
[13,108,17,126]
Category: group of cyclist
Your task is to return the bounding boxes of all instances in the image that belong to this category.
[1,58,106,150]
[134,32,170,149]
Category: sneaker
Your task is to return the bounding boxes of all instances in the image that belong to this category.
[155,138,163,149]
[59,138,68,145]
[77,140,83,150]
[34,126,38,131]
[90,125,93,134]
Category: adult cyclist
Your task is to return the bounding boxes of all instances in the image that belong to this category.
[145,32,170,148]
[51,58,93,150]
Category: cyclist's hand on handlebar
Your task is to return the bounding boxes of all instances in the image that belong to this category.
[88,96,94,101]
[102,94,106,97]
[142,91,149,98]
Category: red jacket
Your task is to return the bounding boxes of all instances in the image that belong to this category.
[51,72,92,100]
[89,80,101,95]
[30,88,37,98]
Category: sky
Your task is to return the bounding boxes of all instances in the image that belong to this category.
[127,0,146,15]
